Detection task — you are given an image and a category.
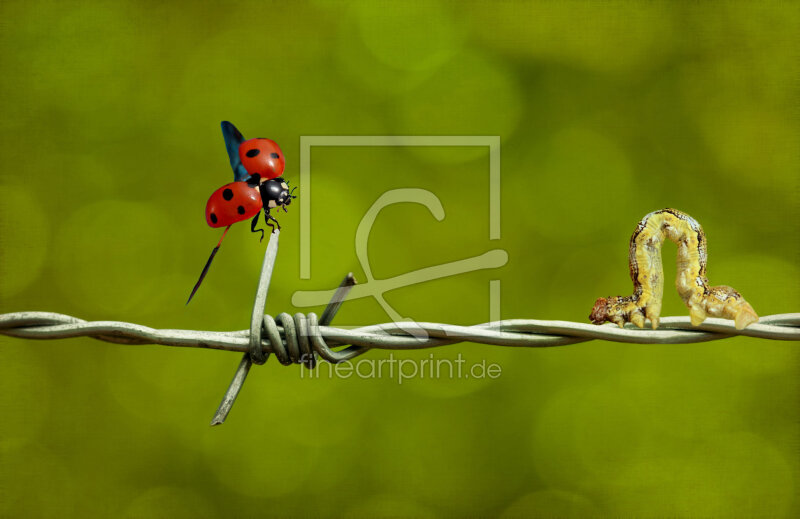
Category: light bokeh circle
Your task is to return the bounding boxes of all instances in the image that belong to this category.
[0,185,49,298]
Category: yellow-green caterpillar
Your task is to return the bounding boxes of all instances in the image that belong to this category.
[590,209,758,330]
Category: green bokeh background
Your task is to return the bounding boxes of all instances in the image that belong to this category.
[1,1,798,517]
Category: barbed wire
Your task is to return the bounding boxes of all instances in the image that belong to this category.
[2,230,798,424]
[3,310,799,350]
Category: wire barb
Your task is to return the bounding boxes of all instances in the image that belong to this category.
[211,230,280,426]
[209,232,360,425]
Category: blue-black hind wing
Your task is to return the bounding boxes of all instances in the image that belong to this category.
[221,121,250,182]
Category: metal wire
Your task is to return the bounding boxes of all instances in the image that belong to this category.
[1,229,798,425]
[3,311,798,351]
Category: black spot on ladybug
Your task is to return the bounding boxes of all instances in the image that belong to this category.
[222,188,234,201]
[237,205,245,215]
[270,153,279,159]
[246,148,260,158]
[210,213,218,224]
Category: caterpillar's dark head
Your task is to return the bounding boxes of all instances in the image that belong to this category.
[589,297,610,324]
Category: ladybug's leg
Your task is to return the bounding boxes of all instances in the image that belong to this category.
[264,208,281,233]
[264,208,275,233]
[250,213,265,242]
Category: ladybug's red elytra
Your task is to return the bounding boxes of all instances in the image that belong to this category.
[205,182,262,228]
[238,138,285,180]
[187,122,297,304]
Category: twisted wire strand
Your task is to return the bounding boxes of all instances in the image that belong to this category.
[2,311,798,365]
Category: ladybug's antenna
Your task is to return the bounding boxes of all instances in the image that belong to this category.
[186,225,232,305]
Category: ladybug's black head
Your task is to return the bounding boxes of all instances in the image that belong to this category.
[259,179,296,209]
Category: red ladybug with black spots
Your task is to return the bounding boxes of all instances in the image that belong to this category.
[187,121,296,304]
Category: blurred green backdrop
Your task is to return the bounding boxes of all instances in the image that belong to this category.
[1,0,798,517]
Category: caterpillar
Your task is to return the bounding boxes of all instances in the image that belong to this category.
[589,208,758,330]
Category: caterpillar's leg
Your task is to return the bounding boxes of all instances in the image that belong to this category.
[630,310,645,329]
[645,307,660,330]
[688,300,707,327]
[733,301,759,330]
[705,286,759,330]
[250,213,265,242]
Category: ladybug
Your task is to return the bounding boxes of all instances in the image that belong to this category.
[187,121,296,304]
